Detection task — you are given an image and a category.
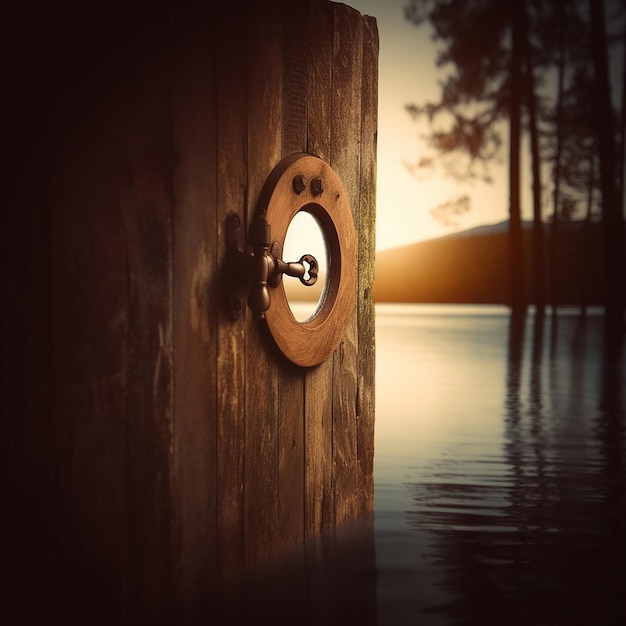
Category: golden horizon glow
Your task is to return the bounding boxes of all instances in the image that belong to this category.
[347,0,535,251]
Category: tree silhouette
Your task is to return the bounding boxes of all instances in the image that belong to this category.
[509,0,525,312]
[405,0,624,321]
[589,0,625,335]
[404,0,526,311]
[522,0,546,312]
[404,0,509,180]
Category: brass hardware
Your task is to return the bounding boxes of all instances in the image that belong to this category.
[226,153,356,367]
[226,212,246,320]
[267,243,318,288]
[226,210,319,320]
[310,177,324,196]
[292,175,306,194]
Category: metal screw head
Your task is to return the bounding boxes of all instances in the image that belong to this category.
[292,175,306,194]
[311,177,324,196]
[229,212,241,229]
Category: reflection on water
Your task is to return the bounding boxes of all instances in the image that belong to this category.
[237,303,624,625]
[375,304,625,625]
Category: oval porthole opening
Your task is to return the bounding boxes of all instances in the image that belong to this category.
[259,153,356,367]
[282,209,328,322]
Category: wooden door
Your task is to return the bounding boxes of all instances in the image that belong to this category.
[5,1,377,622]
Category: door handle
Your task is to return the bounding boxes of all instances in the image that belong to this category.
[225,153,356,367]
[247,212,318,318]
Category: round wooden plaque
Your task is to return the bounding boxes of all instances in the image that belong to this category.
[256,153,357,367]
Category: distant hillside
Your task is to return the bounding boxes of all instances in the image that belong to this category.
[374,220,605,305]
[434,219,516,240]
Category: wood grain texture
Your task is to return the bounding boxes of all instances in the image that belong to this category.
[304,0,336,539]
[330,1,364,525]
[357,14,379,514]
[216,6,247,586]
[278,1,307,553]
[283,1,309,156]
[49,117,130,621]
[171,6,218,617]
[120,44,175,622]
[244,0,283,567]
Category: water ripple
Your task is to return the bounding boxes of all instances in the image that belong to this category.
[375,306,626,625]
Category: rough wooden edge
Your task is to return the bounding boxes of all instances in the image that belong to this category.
[330,0,364,526]
[357,13,378,514]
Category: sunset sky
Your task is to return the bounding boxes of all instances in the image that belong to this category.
[346,0,624,251]
[349,0,514,251]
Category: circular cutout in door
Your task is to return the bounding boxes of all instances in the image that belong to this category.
[255,153,357,367]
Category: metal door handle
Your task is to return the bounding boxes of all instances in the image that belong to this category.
[225,153,356,368]
[246,213,318,318]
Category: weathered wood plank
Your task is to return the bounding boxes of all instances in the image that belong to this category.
[216,6,247,585]
[330,1,363,525]
[120,49,176,621]
[245,0,283,566]
[170,7,218,618]
[6,9,178,621]
[9,12,134,619]
[306,0,333,164]
[48,122,130,621]
[304,0,336,540]
[282,0,309,155]
[277,369,306,549]
[357,14,379,515]
[277,0,309,552]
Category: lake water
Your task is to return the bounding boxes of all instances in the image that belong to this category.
[373,304,625,625]
[235,303,625,625]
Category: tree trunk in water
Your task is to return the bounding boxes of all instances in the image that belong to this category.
[509,0,525,314]
[522,1,544,312]
[617,13,626,213]
[589,0,624,336]
[580,156,594,317]
[550,22,566,316]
